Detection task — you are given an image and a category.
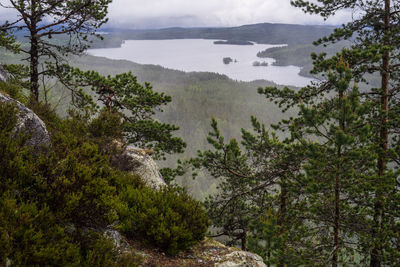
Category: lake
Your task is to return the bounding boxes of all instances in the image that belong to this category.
[88,39,312,87]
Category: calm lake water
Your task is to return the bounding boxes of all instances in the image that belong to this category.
[88,39,312,87]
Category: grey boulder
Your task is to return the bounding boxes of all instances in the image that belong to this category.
[0,92,51,150]
[111,141,167,189]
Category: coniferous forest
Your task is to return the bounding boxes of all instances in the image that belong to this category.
[0,0,399,266]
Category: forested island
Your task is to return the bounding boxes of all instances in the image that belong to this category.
[252,61,268,67]
[0,0,399,266]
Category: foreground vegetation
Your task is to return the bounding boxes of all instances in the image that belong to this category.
[0,82,209,265]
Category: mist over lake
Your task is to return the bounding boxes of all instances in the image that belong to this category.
[88,39,312,87]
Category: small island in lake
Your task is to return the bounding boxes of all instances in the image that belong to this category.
[252,61,269,67]
[223,57,238,64]
[214,40,254,45]
[223,57,232,64]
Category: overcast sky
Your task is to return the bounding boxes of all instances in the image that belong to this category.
[107,0,352,28]
[0,0,352,29]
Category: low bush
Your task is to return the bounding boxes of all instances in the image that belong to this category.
[119,186,209,255]
[0,102,123,265]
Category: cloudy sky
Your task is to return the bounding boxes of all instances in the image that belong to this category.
[107,0,352,28]
[0,0,352,29]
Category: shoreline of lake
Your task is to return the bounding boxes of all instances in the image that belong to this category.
[88,39,313,87]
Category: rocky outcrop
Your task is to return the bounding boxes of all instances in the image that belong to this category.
[215,251,266,267]
[0,65,7,82]
[192,239,266,267]
[111,142,167,189]
[131,238,266,266]
[0,92,51,150]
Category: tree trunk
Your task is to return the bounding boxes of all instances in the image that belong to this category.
[333,144,342,267]
[371,1,390,266]
[30,33,39,101]
[278,182,287,267]
[332,170,340,267]
[241,232,247,251]
[333,86,345,267]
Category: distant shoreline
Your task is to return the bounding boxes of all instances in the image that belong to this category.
[213,40,254,45]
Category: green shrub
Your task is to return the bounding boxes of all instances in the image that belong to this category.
[119,186,209,255]
[0,98,208,264]
[0,197,82,266]
[89,108,124,140]
[0,103,122,265]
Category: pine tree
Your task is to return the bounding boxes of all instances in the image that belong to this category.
[259,1,400,264]
[193,117,305,264]
[53,67,186,159]
[259,58,376,265]
[0,0,112,101]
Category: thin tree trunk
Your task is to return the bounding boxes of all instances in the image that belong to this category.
[241,232,247,251]
[278,182,287,267]
[30,34,39,101]
[29,0,39,102]
[333,136,342,267]
[333,82,345,267]
[333,146,342,267]
[371,1,390,266]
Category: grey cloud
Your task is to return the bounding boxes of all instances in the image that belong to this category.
[107,0,352,28]
[0,0,351,29]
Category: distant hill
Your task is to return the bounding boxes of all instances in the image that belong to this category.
[93,23,335,48]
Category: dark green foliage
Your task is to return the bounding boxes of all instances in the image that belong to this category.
[0,97,208,264]
[0,102,123,264]
[0,197,82,266]
[289,1,400,266]
[251,1,400,265]
[88,108,125,150]
[119,186,209,255]
[289,60,376,266]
